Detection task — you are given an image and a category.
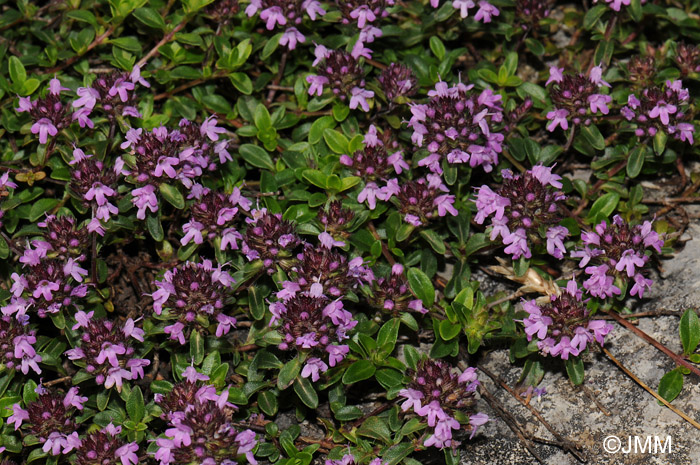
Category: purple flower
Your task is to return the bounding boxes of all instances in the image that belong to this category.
[108,78,135,102]
[469,412,490,439]
[280,27,305,50]
[63,387,88,410]
[116,442,140,465]
[73,87,101,110]
[649,101,677,125]
[301,357,328,382]
[326,344,349,367]
[474,1,499,22]
[349,86,374,112]
[31,118,58,144]
[8,404,29,430]
[398,388,424,412]
[546,109,569,131]
[182,366,209,383]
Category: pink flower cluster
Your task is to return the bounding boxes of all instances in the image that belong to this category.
[69,148,119,235]
[407,79,504,174]
[341,125,407,210]
[150,259,236,344]
[8,385,86,456]
[154,369,258,465]
[117,116,232,220]
[395,175,458,226]
[521,280,614,359]
[474,165,568,260]
[545,65,611,132]
[429,0,500,23]
[242,208,302,274]
[398,358,488,449]
[0,315,42,375]
[245,0,325,50]
[65,311,149,390]
[306,45,374,111]
[75,423,139,465]
[571,215,663,299]
[366,263,427,314]
[181,187,252,250]
[325,454,387,465]
[2,214,90,318]
[271,295,355,382]
[71,66,149,126]
[15,78,72,144]
[620,80,694,144]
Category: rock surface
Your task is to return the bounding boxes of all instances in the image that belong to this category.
[460,223,700,464]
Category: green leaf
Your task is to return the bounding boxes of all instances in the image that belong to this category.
[583,5,608,30]
[579,124,605,150]
[302,169,329,189]
[23,380,38,404]
[439,320,461,341]
[524,38,545,56]
[248,286,266,320]
[126,386,145,423]
[190,330,205,364]
[66,10,98,27]
[323,128,349,154]
[239,144,275,171]
[151,380,175,394]
[376,318,400,355]
[407,267,435,308]
[230,72,253,95]
[342,360,376,384]
[257,390,278,416]
[357,416,392,444]
[565,357,585,385]
[626,146,645,178]
[8,56,26,84]
[28,198,59,222]
[429,36,446,60]
[0,235,9,259]
[146,214,164,241]
[332,103,350,122]
[587,192,620,224]
[629,0,643,21]
[254,103,272,130]
[277,357,301,390]
[159,183,185,209]
[658,369,683,403]
[133,7,166,29]
[653,130,668,155]
[419,230,446,254]
[294,376,319,408]
[680,309,700,355]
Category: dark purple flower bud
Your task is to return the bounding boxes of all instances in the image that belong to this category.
[308,47,367,102]
[242,210,301,274]
[378,63,418,102]
[675,42,700,76]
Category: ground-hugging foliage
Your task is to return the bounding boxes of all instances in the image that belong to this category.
[0,0,698,463]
